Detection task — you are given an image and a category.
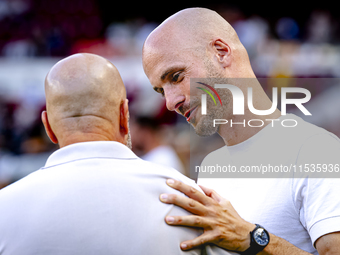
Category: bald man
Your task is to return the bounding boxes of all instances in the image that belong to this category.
[0,53,231,255]
[143,7,340,255]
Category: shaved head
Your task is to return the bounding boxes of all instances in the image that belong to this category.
[143,8,251,77]
[43,53,131,148]
[142,7,280,145]
[142,8,255,138]
[143,8,241,58]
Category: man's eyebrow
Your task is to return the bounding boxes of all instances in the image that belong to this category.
[160,66,185,81]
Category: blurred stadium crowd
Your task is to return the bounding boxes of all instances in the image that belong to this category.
[1,0,340,188]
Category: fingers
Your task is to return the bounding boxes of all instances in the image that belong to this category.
[180,232,213,250]
[160,193,207,215]
[199,185,223,203]
[161,180,252,252]
[164,215,212,229]
[165,179,212,205]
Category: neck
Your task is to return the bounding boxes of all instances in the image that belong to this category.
[55,117,125,148]
[58,132,125,148]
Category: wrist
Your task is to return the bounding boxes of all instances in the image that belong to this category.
[241,224,270,255]
[239,222,256,252]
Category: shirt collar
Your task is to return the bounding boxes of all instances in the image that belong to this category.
[43,141,138,168]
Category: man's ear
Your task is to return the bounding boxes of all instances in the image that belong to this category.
[119,99,129,137]
[211,38,232,68]
[41,111,58,144]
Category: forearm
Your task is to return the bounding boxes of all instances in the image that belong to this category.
[258,233,312,255]
[160,179,340,255]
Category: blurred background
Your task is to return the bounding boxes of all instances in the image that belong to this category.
[0,0,340,188]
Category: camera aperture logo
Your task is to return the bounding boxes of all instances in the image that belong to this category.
[198,83,312,128]
[196,82,223,112]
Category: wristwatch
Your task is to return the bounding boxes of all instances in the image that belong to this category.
[242,224,270,255]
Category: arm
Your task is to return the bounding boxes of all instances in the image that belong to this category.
[258,234,311,255]
[259,229,340,255]
[314,232,340,255]
[160,179,339,254]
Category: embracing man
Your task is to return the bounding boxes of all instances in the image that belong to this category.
[0,53,232,255]
[142,7,340,255]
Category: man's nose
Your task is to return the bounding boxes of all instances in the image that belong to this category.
[164,86,186,112]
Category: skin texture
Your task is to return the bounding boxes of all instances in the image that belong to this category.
[143,7,280,146]
[42,53,131,149]
[142,7,340,255]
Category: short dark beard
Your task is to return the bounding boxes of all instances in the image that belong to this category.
[192,58,232,137]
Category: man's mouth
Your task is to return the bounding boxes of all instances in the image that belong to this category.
[184,106,198,122]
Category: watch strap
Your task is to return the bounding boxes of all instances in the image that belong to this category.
[242,224,270,255]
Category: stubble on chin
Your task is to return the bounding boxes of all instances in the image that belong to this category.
[190,81,233,137]
[193,106,221,137]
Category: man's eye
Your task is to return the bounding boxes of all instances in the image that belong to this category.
[159,88,164,97]
[154,87,164,97]
[172,71,183,83]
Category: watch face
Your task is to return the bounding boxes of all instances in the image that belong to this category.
[254,228,269,246]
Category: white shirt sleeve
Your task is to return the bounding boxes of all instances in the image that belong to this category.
[293,133,340,246]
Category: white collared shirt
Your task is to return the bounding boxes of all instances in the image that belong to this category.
[199,114,340,255]
[0,141,231,255]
